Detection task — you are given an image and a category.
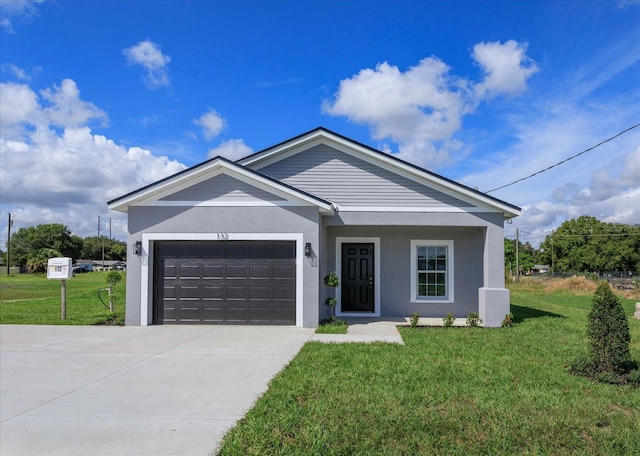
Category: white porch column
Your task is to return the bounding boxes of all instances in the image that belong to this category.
[479,223,510,327]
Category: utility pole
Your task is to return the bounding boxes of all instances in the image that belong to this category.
[98,215,105,270]
[551,230,555,276]
[515,228,520,282]
[6,213,12,275]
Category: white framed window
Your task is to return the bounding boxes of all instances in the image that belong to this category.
[410,240,454,303]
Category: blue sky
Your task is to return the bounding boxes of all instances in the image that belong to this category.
[1,0,639,246]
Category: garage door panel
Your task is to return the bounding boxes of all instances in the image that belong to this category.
[202,285,223,299]
[179,264,201,278]
[203,264,223,278]
[273,264,294,279]
[202,306,224,322]
[178,306,201,321]
[155,240,296,325]
[179,286,200,299]
[226,265,247,278]
[250,264,270,278]
[273,286,294,300]
[250,286,271,300]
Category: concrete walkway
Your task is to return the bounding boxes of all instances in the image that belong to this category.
[0,325,313,456]
[310,317,406,344]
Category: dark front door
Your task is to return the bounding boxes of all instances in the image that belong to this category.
[341,243,375,312]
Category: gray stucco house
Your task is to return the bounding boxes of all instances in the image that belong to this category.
[108,128,520,328]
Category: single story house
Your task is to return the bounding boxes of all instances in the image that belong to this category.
[108,128,520,327]
[531,265,550,275]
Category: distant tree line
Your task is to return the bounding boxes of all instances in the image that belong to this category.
[2,223,126,271]
[506,216,640,275]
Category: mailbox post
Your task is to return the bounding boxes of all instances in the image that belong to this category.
[47,258,73,321]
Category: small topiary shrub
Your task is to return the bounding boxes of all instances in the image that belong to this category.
[443,312,456,328]
[323,272,340,318]
[466,312,482,327]
[409,312,420,328]
[587,282,632,375]
[570,282,638,385]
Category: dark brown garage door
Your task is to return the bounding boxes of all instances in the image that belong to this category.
[154,240,296,325]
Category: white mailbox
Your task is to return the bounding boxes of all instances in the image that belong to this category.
[47,257,73,280]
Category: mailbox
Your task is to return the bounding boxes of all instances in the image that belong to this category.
[47,257,73,280]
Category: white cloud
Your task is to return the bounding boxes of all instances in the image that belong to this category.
[323,40,536,169]
[0,78,186,240]
[194,109,226,140]
[0,0,44,33]
[1,63,31,80]
[0,81,41,137]
[0,79,107,138]
[40,79,108,128]
[207,139,253,161]
[123,40,171,89]
[472,40,539,99]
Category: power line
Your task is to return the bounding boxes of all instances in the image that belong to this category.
[486,122,640,193]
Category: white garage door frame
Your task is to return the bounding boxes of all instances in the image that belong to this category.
[140,232,305,327]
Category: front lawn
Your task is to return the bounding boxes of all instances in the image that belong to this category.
[0,272,125,325]
[216,283,640,455]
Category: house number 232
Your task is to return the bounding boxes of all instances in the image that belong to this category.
[217,233,229,240]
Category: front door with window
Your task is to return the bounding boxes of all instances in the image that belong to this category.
[341,243,375,312]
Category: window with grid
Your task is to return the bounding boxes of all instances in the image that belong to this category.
[411,240,453,302]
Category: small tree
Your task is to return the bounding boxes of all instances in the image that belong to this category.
[323,271,339,319]
[105,271,123,314]
[586,282,632,374]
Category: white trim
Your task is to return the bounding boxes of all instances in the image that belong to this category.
[139,232,305,327]
[335,205,493,213]
[335,237,381,317]
[138,200,308,208]
[410,240,454,304]
[109,158,333,215]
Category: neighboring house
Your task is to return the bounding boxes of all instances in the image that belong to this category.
[108,128,520,328]
[531,265,550,275]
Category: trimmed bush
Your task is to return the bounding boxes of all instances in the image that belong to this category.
[466,312,482,327]
[586,282,632,374]
[443,312,456,328]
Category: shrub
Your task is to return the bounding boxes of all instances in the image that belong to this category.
[323,272,340,318]
[443,312,456,328]
[501,313,514,328]
[466,312,482,327]
[627,369,640,385]
[410,312,420,328]
[587,282,632,374]
[323,272,340,287]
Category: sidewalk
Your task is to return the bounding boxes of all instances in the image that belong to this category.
[310,317,405,344]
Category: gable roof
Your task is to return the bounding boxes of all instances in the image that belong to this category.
[238,127,521,218]
[107,155,334,214]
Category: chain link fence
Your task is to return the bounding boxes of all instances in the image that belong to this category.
[531,271,639,291]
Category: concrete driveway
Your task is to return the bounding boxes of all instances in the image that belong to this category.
[0,324,314,456]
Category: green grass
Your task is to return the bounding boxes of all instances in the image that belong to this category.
[0,272,125,325]
[315,317,349,334]
[216,286,640,455]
